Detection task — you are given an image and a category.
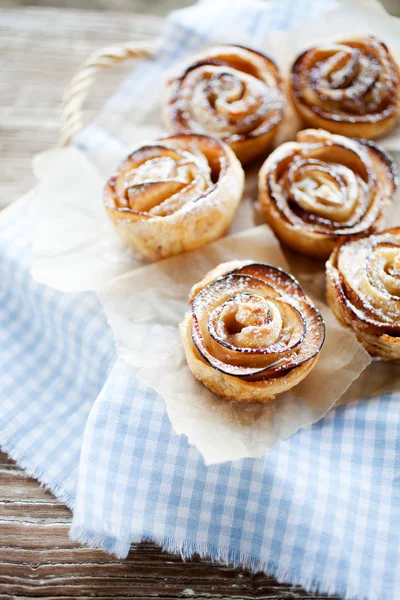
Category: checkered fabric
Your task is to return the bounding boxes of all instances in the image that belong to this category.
[1,2,400,599]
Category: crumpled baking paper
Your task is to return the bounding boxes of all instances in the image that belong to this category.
[31,128,163,292]
[98,226,371,464]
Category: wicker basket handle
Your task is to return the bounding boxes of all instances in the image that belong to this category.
[60,41,156,147]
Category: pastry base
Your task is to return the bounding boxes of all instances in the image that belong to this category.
[180,312,320,403]
[291,94,400,140]
[326,260,400,360]
[105,142,244,262]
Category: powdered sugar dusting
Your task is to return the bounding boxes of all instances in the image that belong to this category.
[166,45,285,144]
[338,230,400,326]
[191,263,324,379]
[294,36,399,124]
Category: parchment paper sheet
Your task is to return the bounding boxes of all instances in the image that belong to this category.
[31,128,163,292]
[262,0,400,152]
[99,226,371,464]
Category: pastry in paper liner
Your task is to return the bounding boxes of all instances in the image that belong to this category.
[180,260,325,402]
[290,36,400,140]
[104,134,244,261]
[258,129,397,259]
[164,45,285,164]
[326,228,400,360]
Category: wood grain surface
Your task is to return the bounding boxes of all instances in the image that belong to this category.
[0,453,335,600]
[0,6,336,599]
[0,7,162,207]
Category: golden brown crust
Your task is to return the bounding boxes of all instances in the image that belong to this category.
[258,129,397,259]
[104,134,244,261]
[290,36,400,139]
[326,228,400,359]
[164,45,285,164]
[181,260,325,402]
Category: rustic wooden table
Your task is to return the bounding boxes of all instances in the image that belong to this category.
[0,6,336,599]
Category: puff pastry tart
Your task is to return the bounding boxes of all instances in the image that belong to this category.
[164,45,285,164]
[258,129,396,259]
[104,134,244,261]
[180,261,325,402]
[290,36,400,139]
[327,229,400,360]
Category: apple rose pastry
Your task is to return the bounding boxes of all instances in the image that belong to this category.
[164,45,285,163]
[258,129,397,259]
[104,134,244,261]
[180,261,325,402]
[290,36,400,139]
[327,229,400,360]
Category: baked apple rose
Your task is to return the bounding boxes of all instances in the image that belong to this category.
[104,134,244,261]
[164,45,285,163]
[290,36,400,139]
[258,129,397,259]
[326,229,400,360]
[180,261,325,402]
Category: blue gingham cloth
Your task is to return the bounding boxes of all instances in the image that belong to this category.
[1,1,400,599]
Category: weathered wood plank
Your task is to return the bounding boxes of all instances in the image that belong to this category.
[0,459,335,600]
[0,452,18,467]
[0,574,328,598]
[0,7,162,207]
[0,470,60,503]
[0,503,71,520]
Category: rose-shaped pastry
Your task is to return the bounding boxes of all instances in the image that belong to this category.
[104,134,244,261]
[327,229,400,359]
[180,261,325,402]
[164,45,285,164]
[290,36,400,139]
[258,129,396,259]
